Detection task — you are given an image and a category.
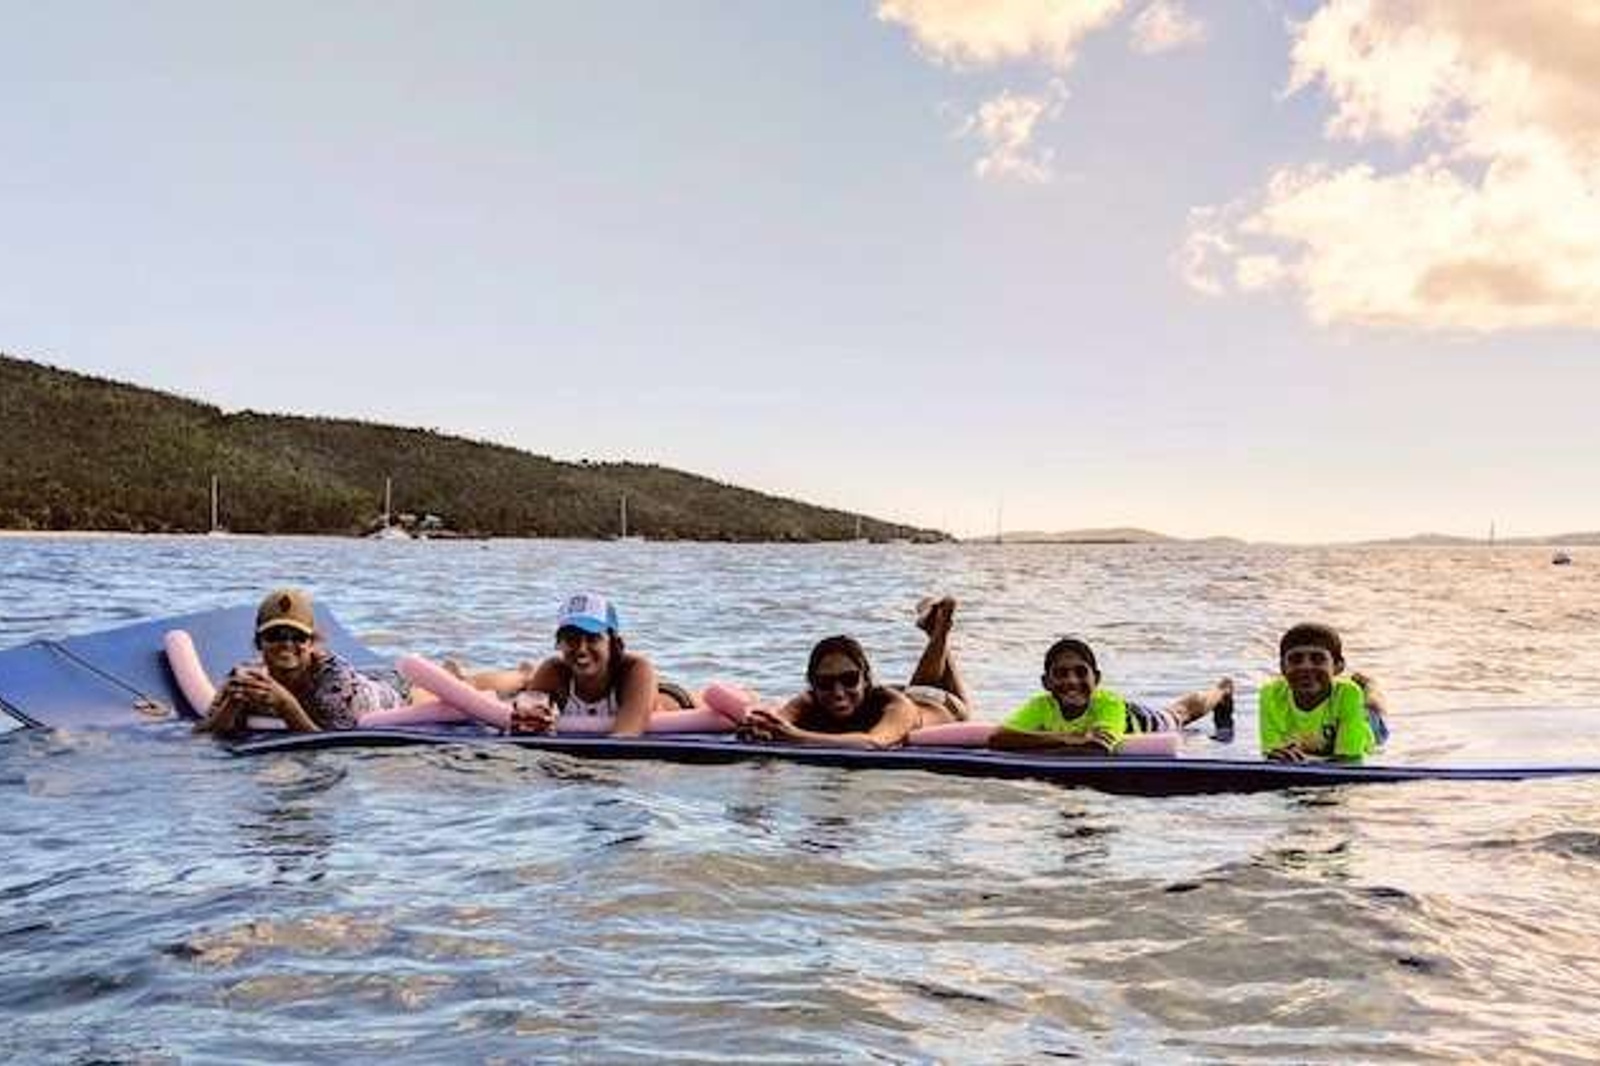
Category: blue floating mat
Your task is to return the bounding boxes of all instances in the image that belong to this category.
[6,605,1600,796]
[231,729,1600,796]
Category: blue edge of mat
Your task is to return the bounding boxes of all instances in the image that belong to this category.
[2,604,1598,796]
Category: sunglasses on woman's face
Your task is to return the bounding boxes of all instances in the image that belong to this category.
[556,628,606,649]
[811,670,862,692]
[260,627,311,645]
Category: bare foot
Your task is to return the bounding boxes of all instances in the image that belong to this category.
[1210,677,1235,738]
[916,595,956,634]
[1209,677,1234,707]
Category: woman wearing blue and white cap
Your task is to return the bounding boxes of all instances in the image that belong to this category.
[455,593,684,736]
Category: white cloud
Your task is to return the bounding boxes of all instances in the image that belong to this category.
[876,2,1130,183]
[876,0,1127,70]
[1185,0,1600,332]
[1130,0,1206,55]
[960,83,1069,182]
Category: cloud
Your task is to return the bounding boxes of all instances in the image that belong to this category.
[877,1,1132,183]
[1130,1,1206,55]
[1184,0,1600,332]
[960,83,1069,182]
[876,0,1127,70]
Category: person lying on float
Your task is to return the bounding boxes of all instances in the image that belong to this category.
[737,597,971,749]
[990,637,1233,755]
[195,587,426,736]
[1259,622,1390,763]
[448,593,688,737]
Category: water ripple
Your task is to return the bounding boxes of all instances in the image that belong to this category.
[4,538,1600,1059]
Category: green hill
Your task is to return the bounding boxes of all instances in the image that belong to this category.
[0,353,946,542]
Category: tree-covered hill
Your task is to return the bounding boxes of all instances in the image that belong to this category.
[0,354,946,541]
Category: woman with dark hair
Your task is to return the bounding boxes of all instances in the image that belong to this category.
[738,597,971,749]
[453,592,689,737]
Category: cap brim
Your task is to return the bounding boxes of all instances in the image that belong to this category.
[557,616,609,635]
[257,618,315,635]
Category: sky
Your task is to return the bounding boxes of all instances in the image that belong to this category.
[3,0,1598,542]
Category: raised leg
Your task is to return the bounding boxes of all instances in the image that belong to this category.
[1164,677,1234,732]
[907,597,974,712]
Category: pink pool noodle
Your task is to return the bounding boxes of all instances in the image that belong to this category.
[163,629,217,717]
[396,654,513,730]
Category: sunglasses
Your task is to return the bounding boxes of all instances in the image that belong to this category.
[260,626,312,645]
[556,627,607,647]
[810,670,862,692]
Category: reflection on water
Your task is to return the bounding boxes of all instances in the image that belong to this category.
[2,537,1600,1059]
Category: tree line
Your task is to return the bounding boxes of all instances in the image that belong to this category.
[0,354,945,542]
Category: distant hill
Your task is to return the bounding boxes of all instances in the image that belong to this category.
[969,528,1600,547]
[0,353,946,542]
[1362,532,1600,547]
[966,527,1243,545]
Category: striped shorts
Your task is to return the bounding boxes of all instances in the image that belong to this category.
[1125,701,1182,734]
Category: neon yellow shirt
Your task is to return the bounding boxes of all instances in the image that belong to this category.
[1001,688,1129,747]
[1257,677,1375,760]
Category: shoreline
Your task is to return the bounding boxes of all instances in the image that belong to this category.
[0,528,1588,550]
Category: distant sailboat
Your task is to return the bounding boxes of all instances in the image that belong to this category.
[852,515,868,544]
[369,477,412,540]
[1552,549,1573,566]
[206,475,229,537]
[617,495,644,542]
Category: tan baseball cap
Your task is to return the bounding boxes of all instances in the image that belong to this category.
[256,587,316,635]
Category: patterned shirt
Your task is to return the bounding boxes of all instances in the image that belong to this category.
[298,653,407,730]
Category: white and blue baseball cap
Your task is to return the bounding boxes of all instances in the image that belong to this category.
[556,592,620,635]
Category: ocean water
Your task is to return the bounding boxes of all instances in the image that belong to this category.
[2,536,1599,1063]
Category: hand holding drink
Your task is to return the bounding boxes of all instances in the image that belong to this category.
[510,690,558,734]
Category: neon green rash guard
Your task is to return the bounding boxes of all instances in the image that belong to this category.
[1257,676,1376,761]
[1001,688,1130,747]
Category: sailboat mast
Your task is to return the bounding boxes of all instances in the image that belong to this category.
[210,475,219,532]
[384,477,393,527]
[620,495,628,539]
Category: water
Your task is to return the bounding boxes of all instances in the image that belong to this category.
[3,536,1599,1063]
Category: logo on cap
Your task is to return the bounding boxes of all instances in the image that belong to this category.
[556,592,618,635]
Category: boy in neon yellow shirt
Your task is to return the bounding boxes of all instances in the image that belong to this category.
[1259,622,1390,763]
[992,637,1234,754]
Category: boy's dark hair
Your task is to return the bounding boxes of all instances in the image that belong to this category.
[807,635,874,687]
[1043,637,1100,680]
[1278,622,1343,666]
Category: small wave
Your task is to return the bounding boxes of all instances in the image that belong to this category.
[173,913,395,968]
[1542,831,1600,859]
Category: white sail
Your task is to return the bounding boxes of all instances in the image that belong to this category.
[618,495,643,542]
[369,476,413,540]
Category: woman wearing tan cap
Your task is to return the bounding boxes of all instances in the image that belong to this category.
[196,588,418,736]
